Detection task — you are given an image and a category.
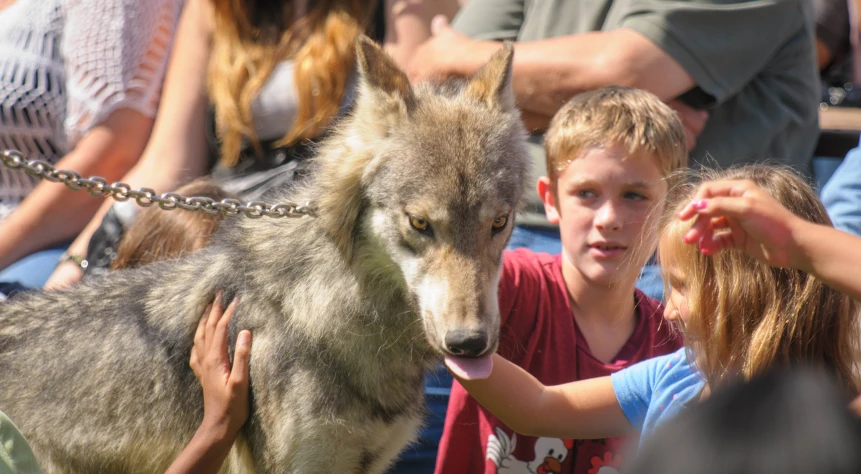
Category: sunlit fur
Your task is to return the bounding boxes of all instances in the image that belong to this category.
[658,165,861,397]
[0,37,529,473]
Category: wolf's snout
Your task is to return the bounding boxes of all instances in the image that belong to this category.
[444,329,488,357]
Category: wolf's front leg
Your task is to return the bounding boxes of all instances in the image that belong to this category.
[243,411,369,473]
[363,414,425,474]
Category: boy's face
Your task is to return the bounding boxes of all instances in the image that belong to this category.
[539,144,668,286]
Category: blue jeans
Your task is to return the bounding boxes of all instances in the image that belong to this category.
[820,138,861,237]
[507,226,665,301]
[0,242,69,290]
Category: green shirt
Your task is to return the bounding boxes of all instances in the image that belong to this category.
[0,412,41,474]
[454,0,820,228]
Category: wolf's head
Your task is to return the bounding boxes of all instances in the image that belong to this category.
[314,36,530,377]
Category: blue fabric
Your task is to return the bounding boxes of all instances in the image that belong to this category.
[821,138,861,237]
[812,156,844,193]
[0,243,69,290]
[389,364,453,473]
[507,225,563,254]
[637,258,664,302]
[611,347,704,445]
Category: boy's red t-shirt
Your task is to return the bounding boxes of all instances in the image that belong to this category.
[434,249,682,474]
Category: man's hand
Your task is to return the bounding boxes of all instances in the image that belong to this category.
[407,15,476,83]
[667,99,709,151]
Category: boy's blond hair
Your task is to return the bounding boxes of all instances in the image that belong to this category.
[659,165,861,397]
[544,86,688,186]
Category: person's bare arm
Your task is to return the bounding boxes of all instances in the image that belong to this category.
[45,0,213,289]
[791,225,861,302]
[408,22,695,124]
[680,180,861,302]
[451,354,633,439]
[0,109,152,270]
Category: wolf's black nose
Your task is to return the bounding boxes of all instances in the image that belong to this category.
[445,330,488,357]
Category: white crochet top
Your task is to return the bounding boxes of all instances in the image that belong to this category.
[0,0,184,220]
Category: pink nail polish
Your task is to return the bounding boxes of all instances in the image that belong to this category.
[692,200,707,210]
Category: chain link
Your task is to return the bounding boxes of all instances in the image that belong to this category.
[1,149,317,219]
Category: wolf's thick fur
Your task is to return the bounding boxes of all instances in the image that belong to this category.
[0,37,530,473]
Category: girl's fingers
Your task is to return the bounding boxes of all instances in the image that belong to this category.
[693,179,757,200]
[204,290,225,350]
[212,295,240,358]
[194,304,211,350]
[680,180,759,220]
[684,209,716,244]
[230,330,252,387]
[189,347,202,381]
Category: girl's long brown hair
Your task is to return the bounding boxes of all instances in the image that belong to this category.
[111,179,235,270]
[208,0,375,167]
[659,165,861,397]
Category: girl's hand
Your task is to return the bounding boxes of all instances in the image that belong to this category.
[166,292,251,474]
[190,291,252,440]
[677,179,806,269]
[44,261,84,291]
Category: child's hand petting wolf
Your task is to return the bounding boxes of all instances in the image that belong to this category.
[165,292,252,474]
[679,178,861,302]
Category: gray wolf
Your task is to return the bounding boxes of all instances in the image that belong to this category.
[0,36,530,473]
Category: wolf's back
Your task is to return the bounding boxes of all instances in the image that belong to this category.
[0,261,207,473]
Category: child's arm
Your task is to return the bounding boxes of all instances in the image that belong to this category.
[166,292,251,474]
[449,355,633,439]
[679,179,861,301]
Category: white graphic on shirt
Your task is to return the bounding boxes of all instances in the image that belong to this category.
[486,426,571,473]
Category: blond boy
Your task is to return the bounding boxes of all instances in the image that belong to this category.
[435,86,687,474]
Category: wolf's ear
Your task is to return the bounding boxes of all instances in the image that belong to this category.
[464,41,515,111]
[355,35,414,113]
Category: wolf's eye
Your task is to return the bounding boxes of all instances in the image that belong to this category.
[492,215,508,232]
[409,215,430,232]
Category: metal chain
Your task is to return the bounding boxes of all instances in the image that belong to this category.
[1,149,316,219]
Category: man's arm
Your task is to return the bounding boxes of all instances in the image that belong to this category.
[409,22,695,126]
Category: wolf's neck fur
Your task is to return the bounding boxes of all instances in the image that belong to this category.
[226,211,438,378]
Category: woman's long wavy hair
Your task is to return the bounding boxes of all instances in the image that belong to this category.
[208,0,375,167]
[658,165,861,397]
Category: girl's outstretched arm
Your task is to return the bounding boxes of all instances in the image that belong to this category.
[679,179,861,302]
[450,354,633,439]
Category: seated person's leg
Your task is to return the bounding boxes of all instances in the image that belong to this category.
[0,243,69,289]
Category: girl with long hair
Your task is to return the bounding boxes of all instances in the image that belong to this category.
[445,165,861,446]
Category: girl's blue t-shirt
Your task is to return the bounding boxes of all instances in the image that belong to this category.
[610,347,705,444]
